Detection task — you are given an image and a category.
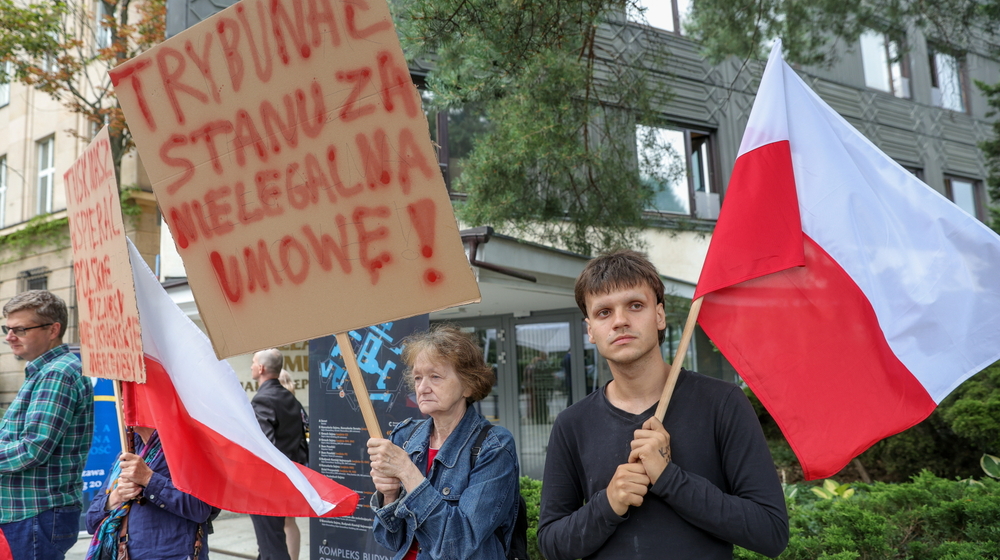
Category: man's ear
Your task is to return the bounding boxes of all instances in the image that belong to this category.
[585,318,595,343]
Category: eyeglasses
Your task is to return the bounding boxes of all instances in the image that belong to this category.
[2,323,53,336]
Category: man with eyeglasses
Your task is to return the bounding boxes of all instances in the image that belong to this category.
[0,290,94,560]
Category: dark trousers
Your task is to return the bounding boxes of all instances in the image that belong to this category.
[0,507,79,560]
[251,514,291,560]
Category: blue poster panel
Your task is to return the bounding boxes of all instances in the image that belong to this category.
[309,316,429,560]
[80,377,122,527]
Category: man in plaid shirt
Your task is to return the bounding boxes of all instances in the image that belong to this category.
[0,290,94,560]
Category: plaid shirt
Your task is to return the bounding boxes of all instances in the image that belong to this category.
[0,344,94,523]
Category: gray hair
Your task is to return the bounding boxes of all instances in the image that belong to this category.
[401,325,495,404]
[3,290,68,339]
[255,348,283,375]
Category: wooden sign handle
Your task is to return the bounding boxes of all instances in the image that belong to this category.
[655,296,704,422]
[336,332,383,438]
[112,380,135,454]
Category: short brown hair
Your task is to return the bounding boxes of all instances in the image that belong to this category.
[3,290,69,339]
[401,325,494,404]
[575,249,666,344]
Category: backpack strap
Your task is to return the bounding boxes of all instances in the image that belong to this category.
[398,417,427,450]
[470,424,493,469]
[470,424,518,559]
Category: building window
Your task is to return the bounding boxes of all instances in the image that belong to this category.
[95,0,113,50]
[421,89,490,196]
[36,136,55,215]
[18,267,49,292]
[929,48,968,112]
[860,30,910,98]
[903,166,924,181]
[0,61,11,107]
[0,155,7,229]
[40,51,54,74]
[629,0,692,34]
[945,176,985,221]
[637,125,718,219]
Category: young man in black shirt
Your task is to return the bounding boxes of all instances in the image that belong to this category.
[537,250,788,560]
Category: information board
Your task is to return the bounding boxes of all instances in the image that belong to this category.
[308,316,427,560]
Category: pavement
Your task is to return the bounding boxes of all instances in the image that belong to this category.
[65,511,309,560]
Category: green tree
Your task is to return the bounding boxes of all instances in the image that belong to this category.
[395,0,675,254]
[0,0,165,177]
[686,0,986,67]
[978,80,1000,233]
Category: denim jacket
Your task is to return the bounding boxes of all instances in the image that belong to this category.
[371,405,519,560]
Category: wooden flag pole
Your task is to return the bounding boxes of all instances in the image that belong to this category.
[112,380,135,454]
[336,332,383,438]
[655,296,704,422]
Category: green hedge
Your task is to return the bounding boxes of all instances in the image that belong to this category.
[520,473,1000,560]
[736,472,1000,560]
[520,476,544,560]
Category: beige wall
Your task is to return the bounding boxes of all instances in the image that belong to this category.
[642,228,712,286]
[0,216,77,406]
[0,76,164,408]
[0,85,84,228]
[232,343,312,412]
[0,73,89,408]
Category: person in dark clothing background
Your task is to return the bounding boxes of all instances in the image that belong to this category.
[536,250,788,560]
[250,348,308,560]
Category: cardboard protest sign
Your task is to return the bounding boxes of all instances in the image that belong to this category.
[64,126,145,382]
[110,0,481,359]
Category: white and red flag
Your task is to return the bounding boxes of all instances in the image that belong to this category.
[696,42,1000,480]
[122,239,358,516]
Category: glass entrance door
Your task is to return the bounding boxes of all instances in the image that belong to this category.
[464,324,502,424]
[442,310,586,480]
[516,321,572,479]
[446,318,518,432]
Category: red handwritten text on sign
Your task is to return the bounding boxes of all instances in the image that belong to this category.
[64,127,146,382]
[111,0,480,359]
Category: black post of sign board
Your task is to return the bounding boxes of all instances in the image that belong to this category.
[309,316,429,560]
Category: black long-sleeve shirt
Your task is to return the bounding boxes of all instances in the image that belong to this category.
[537,370,788,560]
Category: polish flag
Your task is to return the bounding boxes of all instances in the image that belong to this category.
[122,239,359,516]
[0,527,10,560]
[695,42,1000,480]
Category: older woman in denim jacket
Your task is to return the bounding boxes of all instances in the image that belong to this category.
[367,325,520,560]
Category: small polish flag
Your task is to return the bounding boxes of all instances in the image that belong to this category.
[696,42,1000,480]
[0,525,11,560]
[123,239,358,516]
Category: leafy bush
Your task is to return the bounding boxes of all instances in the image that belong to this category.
[520,476,543,560]
[810,479,855,500]
[736,472,1000,560]
[940,364,1000,451]
[984,454,1000,479]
